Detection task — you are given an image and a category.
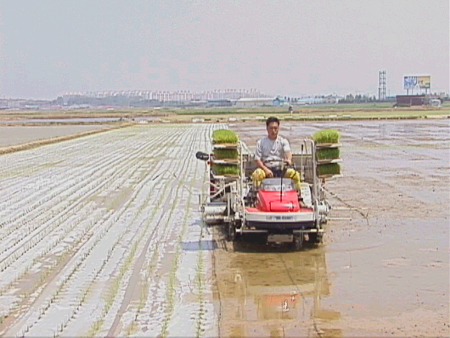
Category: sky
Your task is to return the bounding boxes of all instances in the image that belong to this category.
[0,0,448,100]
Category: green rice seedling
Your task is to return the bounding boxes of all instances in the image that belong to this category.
[213,149,239,159]
[317,163,341,176]
[312,129,340,144]
[212,129,239,144]
[213,164,240,176]
[316,148,340,160]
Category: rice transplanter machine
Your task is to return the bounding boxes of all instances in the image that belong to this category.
[195,130,341,250]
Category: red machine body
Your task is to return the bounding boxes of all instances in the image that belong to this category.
[256,190,300,212]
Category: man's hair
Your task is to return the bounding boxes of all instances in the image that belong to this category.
[266,116,280,127]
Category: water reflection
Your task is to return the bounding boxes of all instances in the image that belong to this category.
[215,245,341,337]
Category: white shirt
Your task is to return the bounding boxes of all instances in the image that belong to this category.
[255,136,291,168]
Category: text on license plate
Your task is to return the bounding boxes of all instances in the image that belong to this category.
[266,215,294,220]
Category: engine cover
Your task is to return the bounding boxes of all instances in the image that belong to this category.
[257,191,300,212]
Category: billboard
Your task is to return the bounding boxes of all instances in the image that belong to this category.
[417,75,431,88]
[404,75,431,90]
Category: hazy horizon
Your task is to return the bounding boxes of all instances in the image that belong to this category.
[1,0,448,100]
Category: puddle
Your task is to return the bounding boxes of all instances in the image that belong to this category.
[181,240,217,251]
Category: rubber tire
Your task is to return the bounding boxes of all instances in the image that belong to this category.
[308,233,323,244]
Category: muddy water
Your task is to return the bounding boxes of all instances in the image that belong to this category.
[212,120,450,337]
[213,241,335,337]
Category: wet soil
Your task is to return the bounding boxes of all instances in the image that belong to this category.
[213,119,450,337]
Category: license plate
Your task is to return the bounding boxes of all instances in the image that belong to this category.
[267,234,294,243]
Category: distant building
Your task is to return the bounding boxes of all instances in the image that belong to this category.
[235,97,274,107]
[0,100,8,110]
[396,95,426,106]
[206,99,233,107]
[272,97,288,106]
[62,89,268,106]
[296,95,340,105]
[322,95,340,104]
[25,105,40,110]
[395,95,442,106]
[396,95,427,106]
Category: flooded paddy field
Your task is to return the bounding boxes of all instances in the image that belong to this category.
[0,120,448,337]
[0,125,110,147]
[0,124,218,337]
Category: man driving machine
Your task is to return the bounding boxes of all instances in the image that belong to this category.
[251,116,301,189]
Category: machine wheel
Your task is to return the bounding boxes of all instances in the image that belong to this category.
[308,232,323,244]
[293,235,303,251]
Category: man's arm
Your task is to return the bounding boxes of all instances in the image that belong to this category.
[283,138,293,165]
[284,151,293,166]
[255,139,273,178]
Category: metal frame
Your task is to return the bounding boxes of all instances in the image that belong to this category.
[199,139,331,240]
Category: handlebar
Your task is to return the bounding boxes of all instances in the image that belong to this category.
[281,160,296,169]
[195,151,210,161]
[265,160,296,171]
